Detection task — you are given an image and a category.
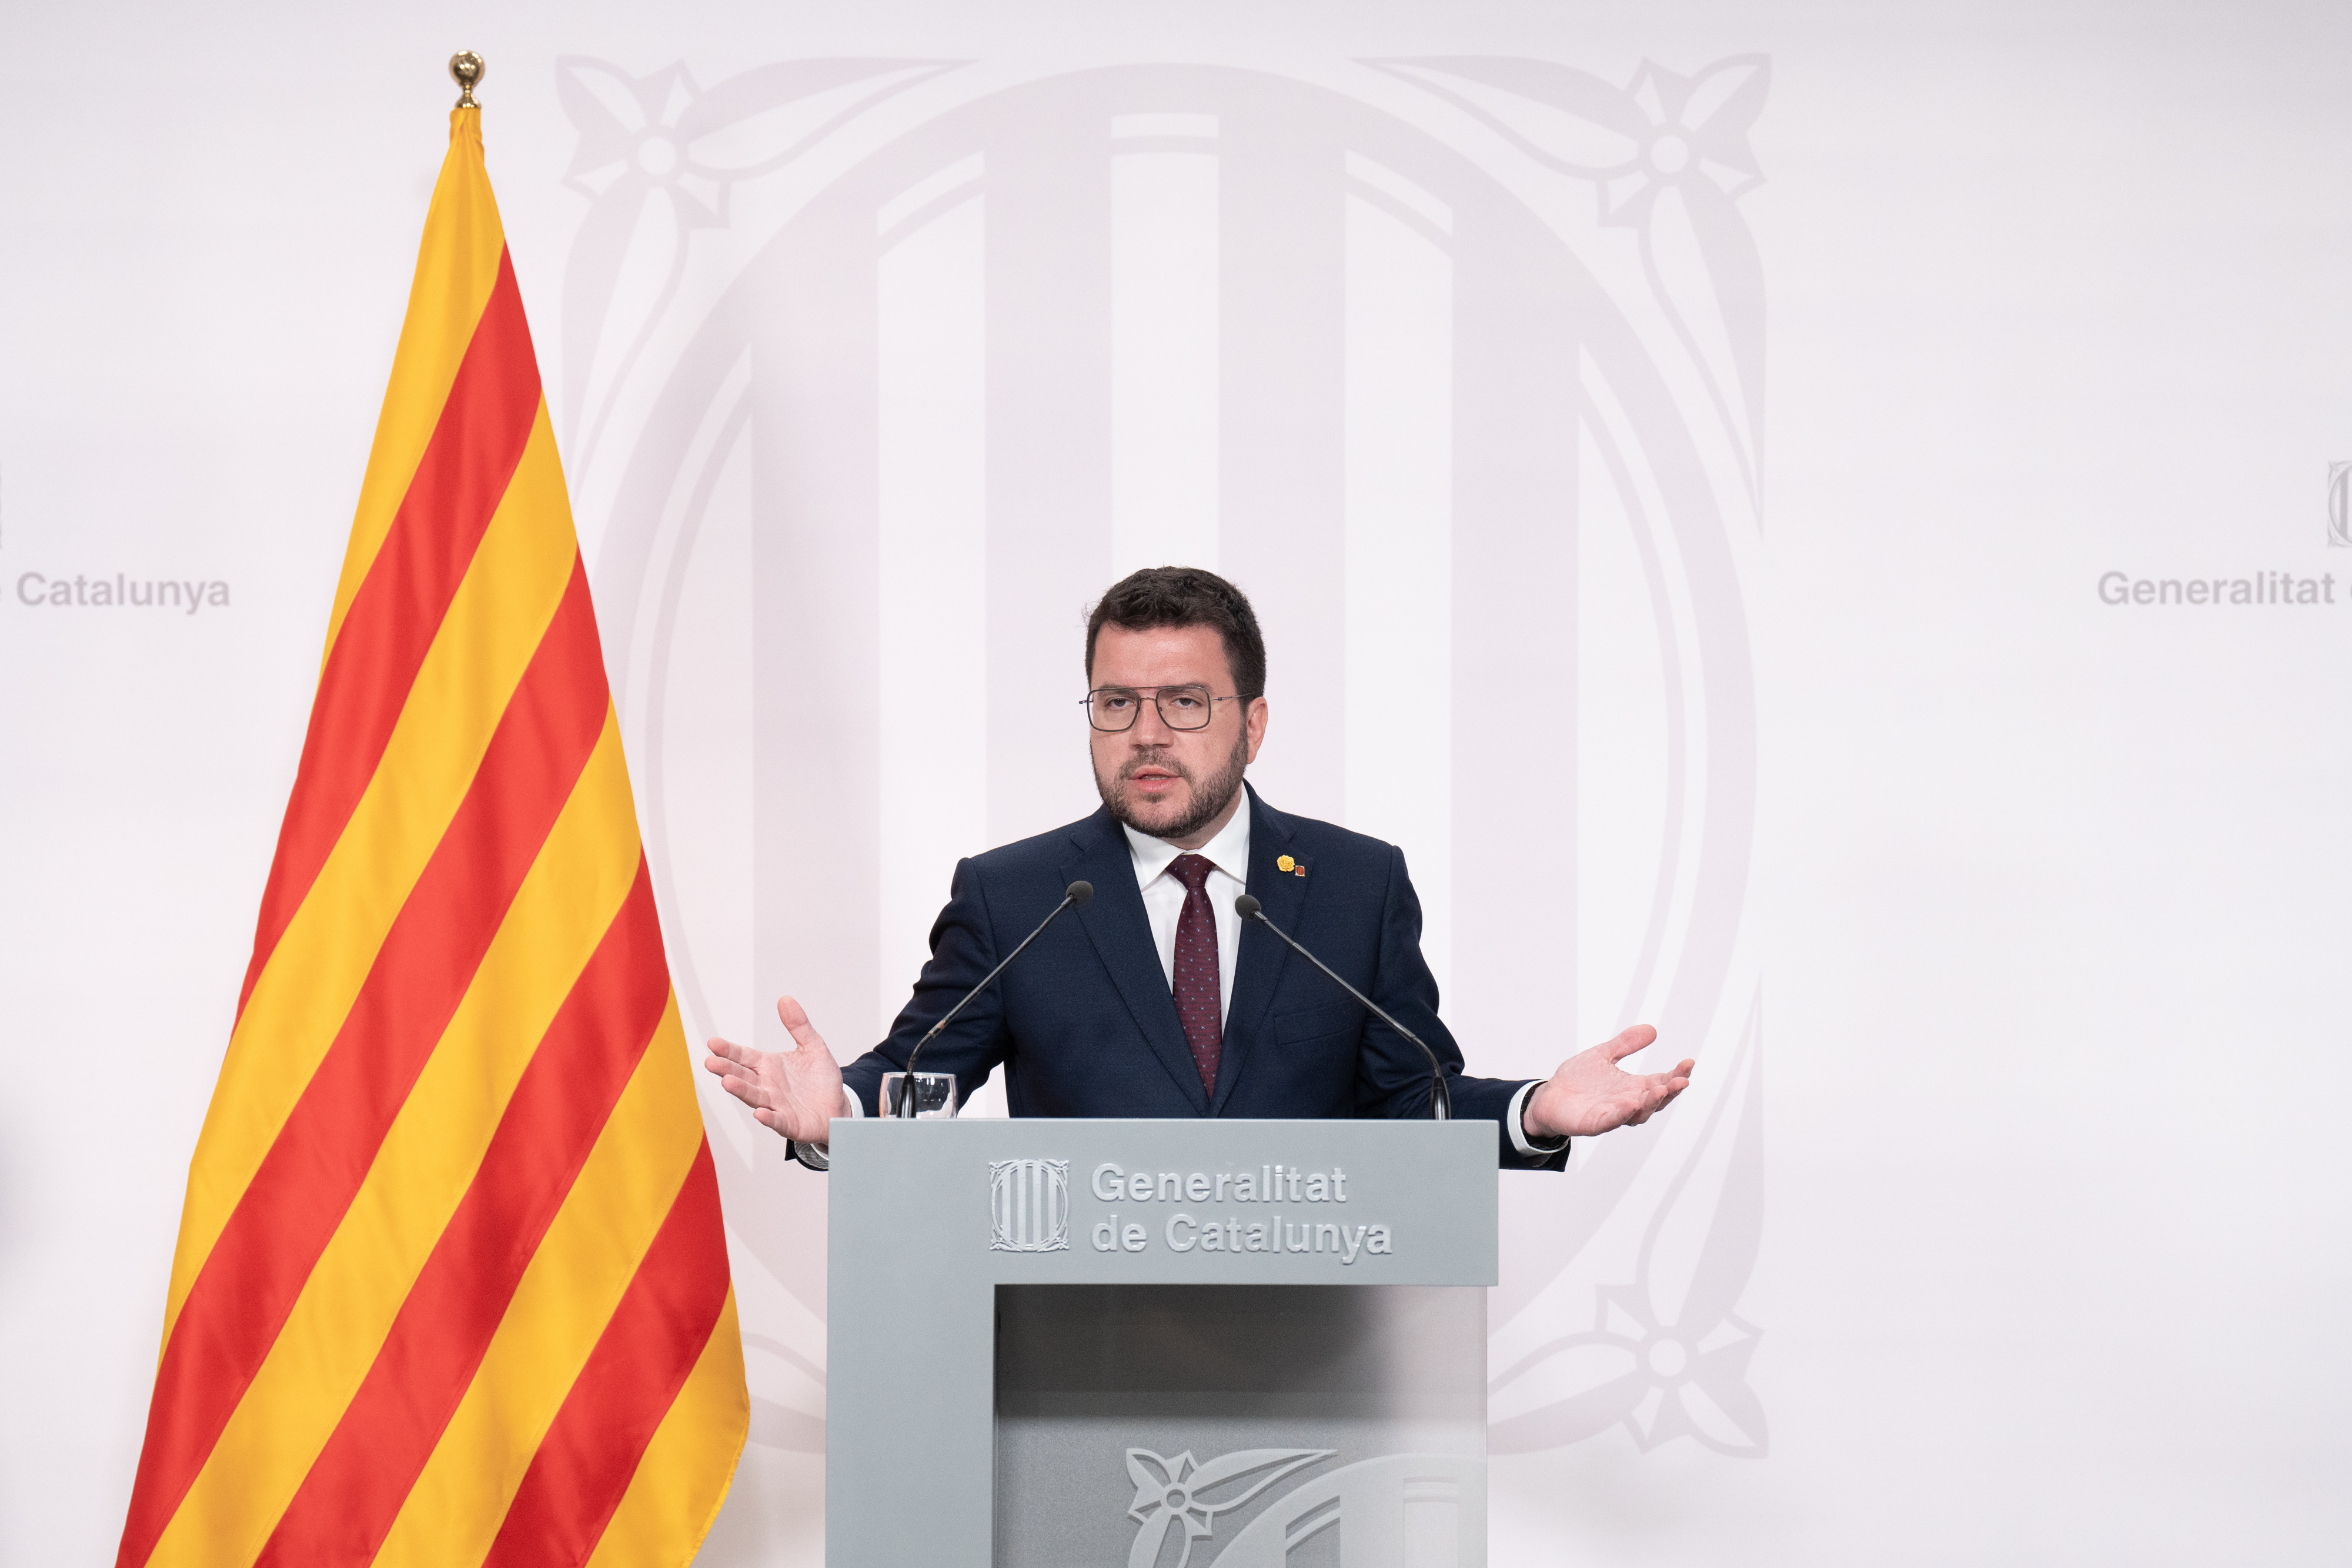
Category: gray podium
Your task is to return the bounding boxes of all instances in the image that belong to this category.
[827,1116,1498,1567]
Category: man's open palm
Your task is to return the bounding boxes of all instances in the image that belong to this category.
[1524,1024,1693,1141]
[703,995,845,1144]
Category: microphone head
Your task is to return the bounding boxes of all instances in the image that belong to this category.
[1233,894,1262,920]
[1065,880,1094,909]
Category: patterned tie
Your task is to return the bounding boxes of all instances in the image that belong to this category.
[1168,852,1223,1094]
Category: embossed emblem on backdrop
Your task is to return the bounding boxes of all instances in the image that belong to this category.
[560,49,1769,1463]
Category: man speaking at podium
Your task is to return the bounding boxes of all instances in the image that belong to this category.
[706,567,1691,1169]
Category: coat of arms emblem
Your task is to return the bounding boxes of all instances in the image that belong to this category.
[989,1158,1071,1252]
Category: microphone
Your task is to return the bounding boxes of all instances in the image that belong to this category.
[1234,894,1451,1121]
[895,880,1094,1116]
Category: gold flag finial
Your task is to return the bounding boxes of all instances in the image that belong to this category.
[449,51,486,108]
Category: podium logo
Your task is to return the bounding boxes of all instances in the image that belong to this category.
[990,1159,1071,1252]
[1125,1447,1329,1568]
[1122,1447,1480,1567]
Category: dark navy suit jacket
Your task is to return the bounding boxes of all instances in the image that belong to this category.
[841,785,1568,1170]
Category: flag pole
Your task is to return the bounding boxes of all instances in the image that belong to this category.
[449,50,485,108]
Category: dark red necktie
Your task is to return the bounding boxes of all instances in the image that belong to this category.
[1168,852,1222,1094]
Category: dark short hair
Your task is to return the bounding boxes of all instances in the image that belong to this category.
[1084,566,1267,700]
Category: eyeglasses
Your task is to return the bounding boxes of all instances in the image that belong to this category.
[1082,685,1243,732]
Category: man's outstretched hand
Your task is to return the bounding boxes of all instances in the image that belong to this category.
[1523,1025,1693,1141]
[703,995,846,1144]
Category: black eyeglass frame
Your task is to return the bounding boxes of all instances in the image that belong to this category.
[1080,684,1247,733]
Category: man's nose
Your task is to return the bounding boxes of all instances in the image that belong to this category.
[1128,700,1177,744]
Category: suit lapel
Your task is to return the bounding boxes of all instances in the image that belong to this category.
[1212,785,1310,1114]
[1060,809,1211,1113]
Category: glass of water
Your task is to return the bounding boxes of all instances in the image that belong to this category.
[879,1071,958,1119]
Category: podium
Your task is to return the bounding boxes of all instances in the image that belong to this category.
[827,1116,1498,1566]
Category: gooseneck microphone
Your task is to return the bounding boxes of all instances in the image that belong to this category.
[895,880,1094,1116]
[1234,894,1452,1121]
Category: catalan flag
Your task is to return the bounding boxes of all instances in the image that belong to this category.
[115,101,747,1568]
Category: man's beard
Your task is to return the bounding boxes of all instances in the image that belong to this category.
[1095,729,1250,842]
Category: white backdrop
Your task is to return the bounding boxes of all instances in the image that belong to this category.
[4,2,2348,1564]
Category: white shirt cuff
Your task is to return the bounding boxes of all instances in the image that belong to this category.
[1507,1081,1569,1158]
[787,1085,860,1170]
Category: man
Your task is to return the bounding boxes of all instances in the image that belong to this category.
[705,567,1691,1166]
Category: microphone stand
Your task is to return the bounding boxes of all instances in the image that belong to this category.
[895,880,1094,1116]
[1234,894,1452,1121]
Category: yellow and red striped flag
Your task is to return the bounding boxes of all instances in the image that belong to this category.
[115,102,747,1568]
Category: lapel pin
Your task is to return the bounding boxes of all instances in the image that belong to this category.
[1275,854,1294,873]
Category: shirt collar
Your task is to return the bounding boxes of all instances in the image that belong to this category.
[1120,795,1254,887]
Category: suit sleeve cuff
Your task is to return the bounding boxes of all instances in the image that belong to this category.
[1507,1081,1569,1158]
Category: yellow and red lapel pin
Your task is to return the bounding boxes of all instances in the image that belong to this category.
[1275,854,1306,877]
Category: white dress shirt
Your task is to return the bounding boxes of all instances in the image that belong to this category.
[1121,812,1251,1026]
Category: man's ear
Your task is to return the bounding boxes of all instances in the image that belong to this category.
[1243,696,1269,764]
